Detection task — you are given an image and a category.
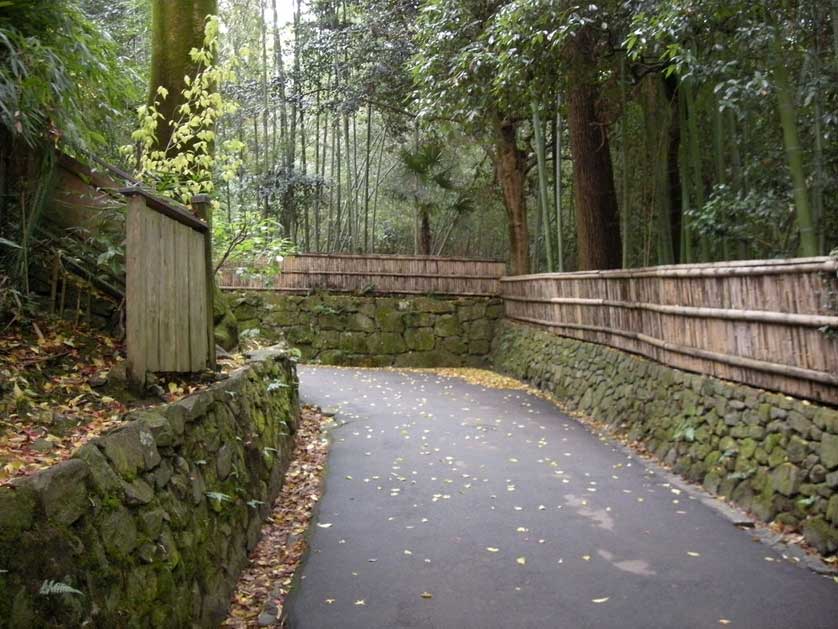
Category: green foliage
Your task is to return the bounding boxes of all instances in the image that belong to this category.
[125,16,244,205]
[39,580,83,596]
[213,210,294,281]
[0,0,135,148]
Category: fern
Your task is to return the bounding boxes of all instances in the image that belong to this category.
[39,580,83,596]
[205,491,233,504]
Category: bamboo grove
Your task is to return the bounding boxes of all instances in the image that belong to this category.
[1,0,836,283]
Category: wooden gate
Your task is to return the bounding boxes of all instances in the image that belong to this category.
[124,189,214,383]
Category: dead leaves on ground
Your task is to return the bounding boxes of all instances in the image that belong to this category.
[0,319,126,483]
[223,406,331,627]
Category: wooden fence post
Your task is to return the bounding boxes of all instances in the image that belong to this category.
[191,194,217,370]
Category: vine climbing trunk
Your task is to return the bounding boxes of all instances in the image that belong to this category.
[147,0,218,152]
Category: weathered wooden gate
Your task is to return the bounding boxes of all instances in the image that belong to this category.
[123,189,215,384]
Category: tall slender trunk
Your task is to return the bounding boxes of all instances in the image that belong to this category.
[363,103,373,252]
[492,117,529,275]
[619,57,630,268]
[343,113,353,251]
[334,113,342,250]
[371,125,386,254]
[772,35,818,256]
[811,3,825,254]
[727,109,747,260]
[684,79,709,261]
[313,83,322,252]
[644,76,674,265]
[663,76,682,263]
[678,86,693,263]
[553,93,564,271]
[272,0,289,169]
[532,104,554,272]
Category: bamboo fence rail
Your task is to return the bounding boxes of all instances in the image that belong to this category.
[219,253,506,296]
[501,257,838,404]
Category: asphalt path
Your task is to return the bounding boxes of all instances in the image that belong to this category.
[284,367,838,629]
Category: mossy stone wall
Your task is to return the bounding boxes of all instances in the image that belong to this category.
[491,321,838,556]
[230,292,504,368]
[0,349,299,628]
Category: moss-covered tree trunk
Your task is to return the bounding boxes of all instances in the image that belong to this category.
[148,0,218,151]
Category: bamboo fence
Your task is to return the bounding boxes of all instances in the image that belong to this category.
[219,253,506,296]
[501,257,838,405]
[124,189,214,383]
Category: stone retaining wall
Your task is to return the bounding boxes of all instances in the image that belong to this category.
[0,349,299,628]
[230,292,504,368]
[491,321,838,555]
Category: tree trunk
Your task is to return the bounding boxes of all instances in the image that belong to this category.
[532,104,554,272]
[492,118,529,275]
[419,207,432,255]
[684,79,710,261]
[147,0,218,151]
[565,27,622,270]
[772,39,818,256]
[619,57,630,268]
[643,75,674,265]
[553,94,564,271]
[663,75,682,263]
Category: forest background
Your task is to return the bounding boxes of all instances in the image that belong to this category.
[0,0,836,294]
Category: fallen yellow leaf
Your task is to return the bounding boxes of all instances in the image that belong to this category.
[592,597,609,604]
[516,557,526,565]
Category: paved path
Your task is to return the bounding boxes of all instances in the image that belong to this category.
[284,367,838,629]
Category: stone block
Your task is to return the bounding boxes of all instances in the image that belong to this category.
[27,459,89,526]
[74,443,122,496]
[771,462,802,497]
[374,306,404,332]
[405,328,435,351]
[820,433,838,469]
[802,516,838,555]
[0,483,36,541]
[434,314,462,338]
[787,435,809,464]
[367,332,406,354]
[101,506,138,558]
[339,332,369,354]
[414,297,455,314]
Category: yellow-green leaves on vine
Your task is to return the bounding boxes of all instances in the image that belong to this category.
[124,15,244,207]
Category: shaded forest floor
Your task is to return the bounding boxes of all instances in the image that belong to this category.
[0,316,246,484]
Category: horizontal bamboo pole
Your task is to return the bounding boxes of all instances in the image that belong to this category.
[501,295,838,328]
[274,270,501,281]
[220,286,498,297]
[284,252,505,264]
[502,257,838,282]
[506,314,838,387]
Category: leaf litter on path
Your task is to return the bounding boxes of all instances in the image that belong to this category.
[222,406,332,627]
